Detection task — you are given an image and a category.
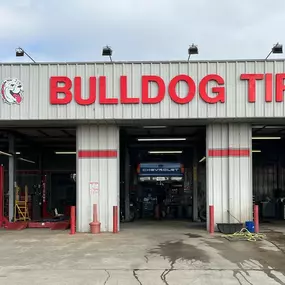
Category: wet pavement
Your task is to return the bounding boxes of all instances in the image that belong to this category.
[0,221,285,284]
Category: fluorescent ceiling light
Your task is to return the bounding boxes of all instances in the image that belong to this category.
[55,151,76,155]
[252,150,261,153]
[0,151,12,157]
[252,137,281,140]
[199,156,206,163]
[18,158,35,164]
[143,126,167,129]
[137,138,186,142]
[16,152,21,155]
[148,150,183,154]
[252,126,284,129]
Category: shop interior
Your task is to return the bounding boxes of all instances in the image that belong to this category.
[0,126,76,229]
[5,123,285,231]
[252,125,285,223]
[119,125,206,225]
[0,124,207,231]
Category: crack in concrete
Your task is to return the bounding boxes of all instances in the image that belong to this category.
[235,261,285,285]
[160,269,169,285]
[233,270,242,285]
[161,269,171,285]
[264,269,285,285]
[133,269,142,285]
[160,263,174,285]
[233,269,253,285]
[103,269,110,285]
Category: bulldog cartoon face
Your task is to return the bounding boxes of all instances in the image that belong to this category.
[1,78,23,105]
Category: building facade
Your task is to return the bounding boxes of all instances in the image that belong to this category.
[1,60,285,232]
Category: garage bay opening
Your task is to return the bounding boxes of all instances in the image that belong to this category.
[119,124,206,230]
[0,126,76,230]
[252,125,285,227]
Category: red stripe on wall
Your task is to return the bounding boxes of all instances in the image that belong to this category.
[78,150,118,158]
[208,148,250,157]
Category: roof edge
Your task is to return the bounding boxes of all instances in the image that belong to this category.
[0,58,285,65]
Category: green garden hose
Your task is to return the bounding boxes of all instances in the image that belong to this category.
[221,228,265,242]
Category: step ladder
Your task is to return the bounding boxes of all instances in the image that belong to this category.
[14,185,30,222]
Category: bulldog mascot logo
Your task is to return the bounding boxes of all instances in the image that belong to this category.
[1,78,23,105]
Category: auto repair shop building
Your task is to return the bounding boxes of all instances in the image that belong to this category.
[1,59,285,232]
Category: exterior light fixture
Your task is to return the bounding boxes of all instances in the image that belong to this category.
[265,43,283,60]
[15,48,24,57]
[102,45,113,62]
[252,150,261,153]
[272,43,283,54]
[15,47,36,63]
[188,44,199,61]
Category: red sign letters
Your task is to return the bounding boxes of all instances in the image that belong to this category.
[49,73,285,105]
[240,73,285,103]
[50,75,225,105]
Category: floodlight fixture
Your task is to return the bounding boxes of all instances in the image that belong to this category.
[102,45,113,62]
[188,44,199,61]
[265,43,283,60]
[15,47,36,63]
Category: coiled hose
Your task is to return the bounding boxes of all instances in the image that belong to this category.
[221,228,266,242]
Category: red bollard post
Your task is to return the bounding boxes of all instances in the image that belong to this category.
[209,205,214,234]
[254,204,259,233]
[70,206,76,235]
[89,204,101,234]
[93,204,98,223]
[113,206,118,233]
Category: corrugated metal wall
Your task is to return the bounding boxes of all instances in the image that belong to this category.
[206,123,252,228]
[1,60,285,121]
[76,125,119,232]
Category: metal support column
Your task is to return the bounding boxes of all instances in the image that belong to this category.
[8,134,15,222]
[124,148,130,221]
[192,147,199,222]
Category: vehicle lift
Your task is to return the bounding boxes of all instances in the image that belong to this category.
[0,166,70,230]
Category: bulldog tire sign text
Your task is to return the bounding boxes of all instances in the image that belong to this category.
[1,78,23,105]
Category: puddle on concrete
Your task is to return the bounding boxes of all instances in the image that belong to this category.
[185,233,202,238]
[148,240,210,284]
[149,240,209,266]
[206,236,285,284]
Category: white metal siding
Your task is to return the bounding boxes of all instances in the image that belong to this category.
[206,123,252,229]
[1,60,285,121]
[76,125,119,232]
[228,124,252,223]
[206,124,229,226]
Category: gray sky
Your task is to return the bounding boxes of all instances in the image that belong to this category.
[1,0,285,63]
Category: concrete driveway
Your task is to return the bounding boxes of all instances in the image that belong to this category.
[0,221,285,284]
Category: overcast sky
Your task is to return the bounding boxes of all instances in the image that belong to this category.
[1,0,285,63]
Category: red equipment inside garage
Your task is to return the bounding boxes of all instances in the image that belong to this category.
[0,127,76,230]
